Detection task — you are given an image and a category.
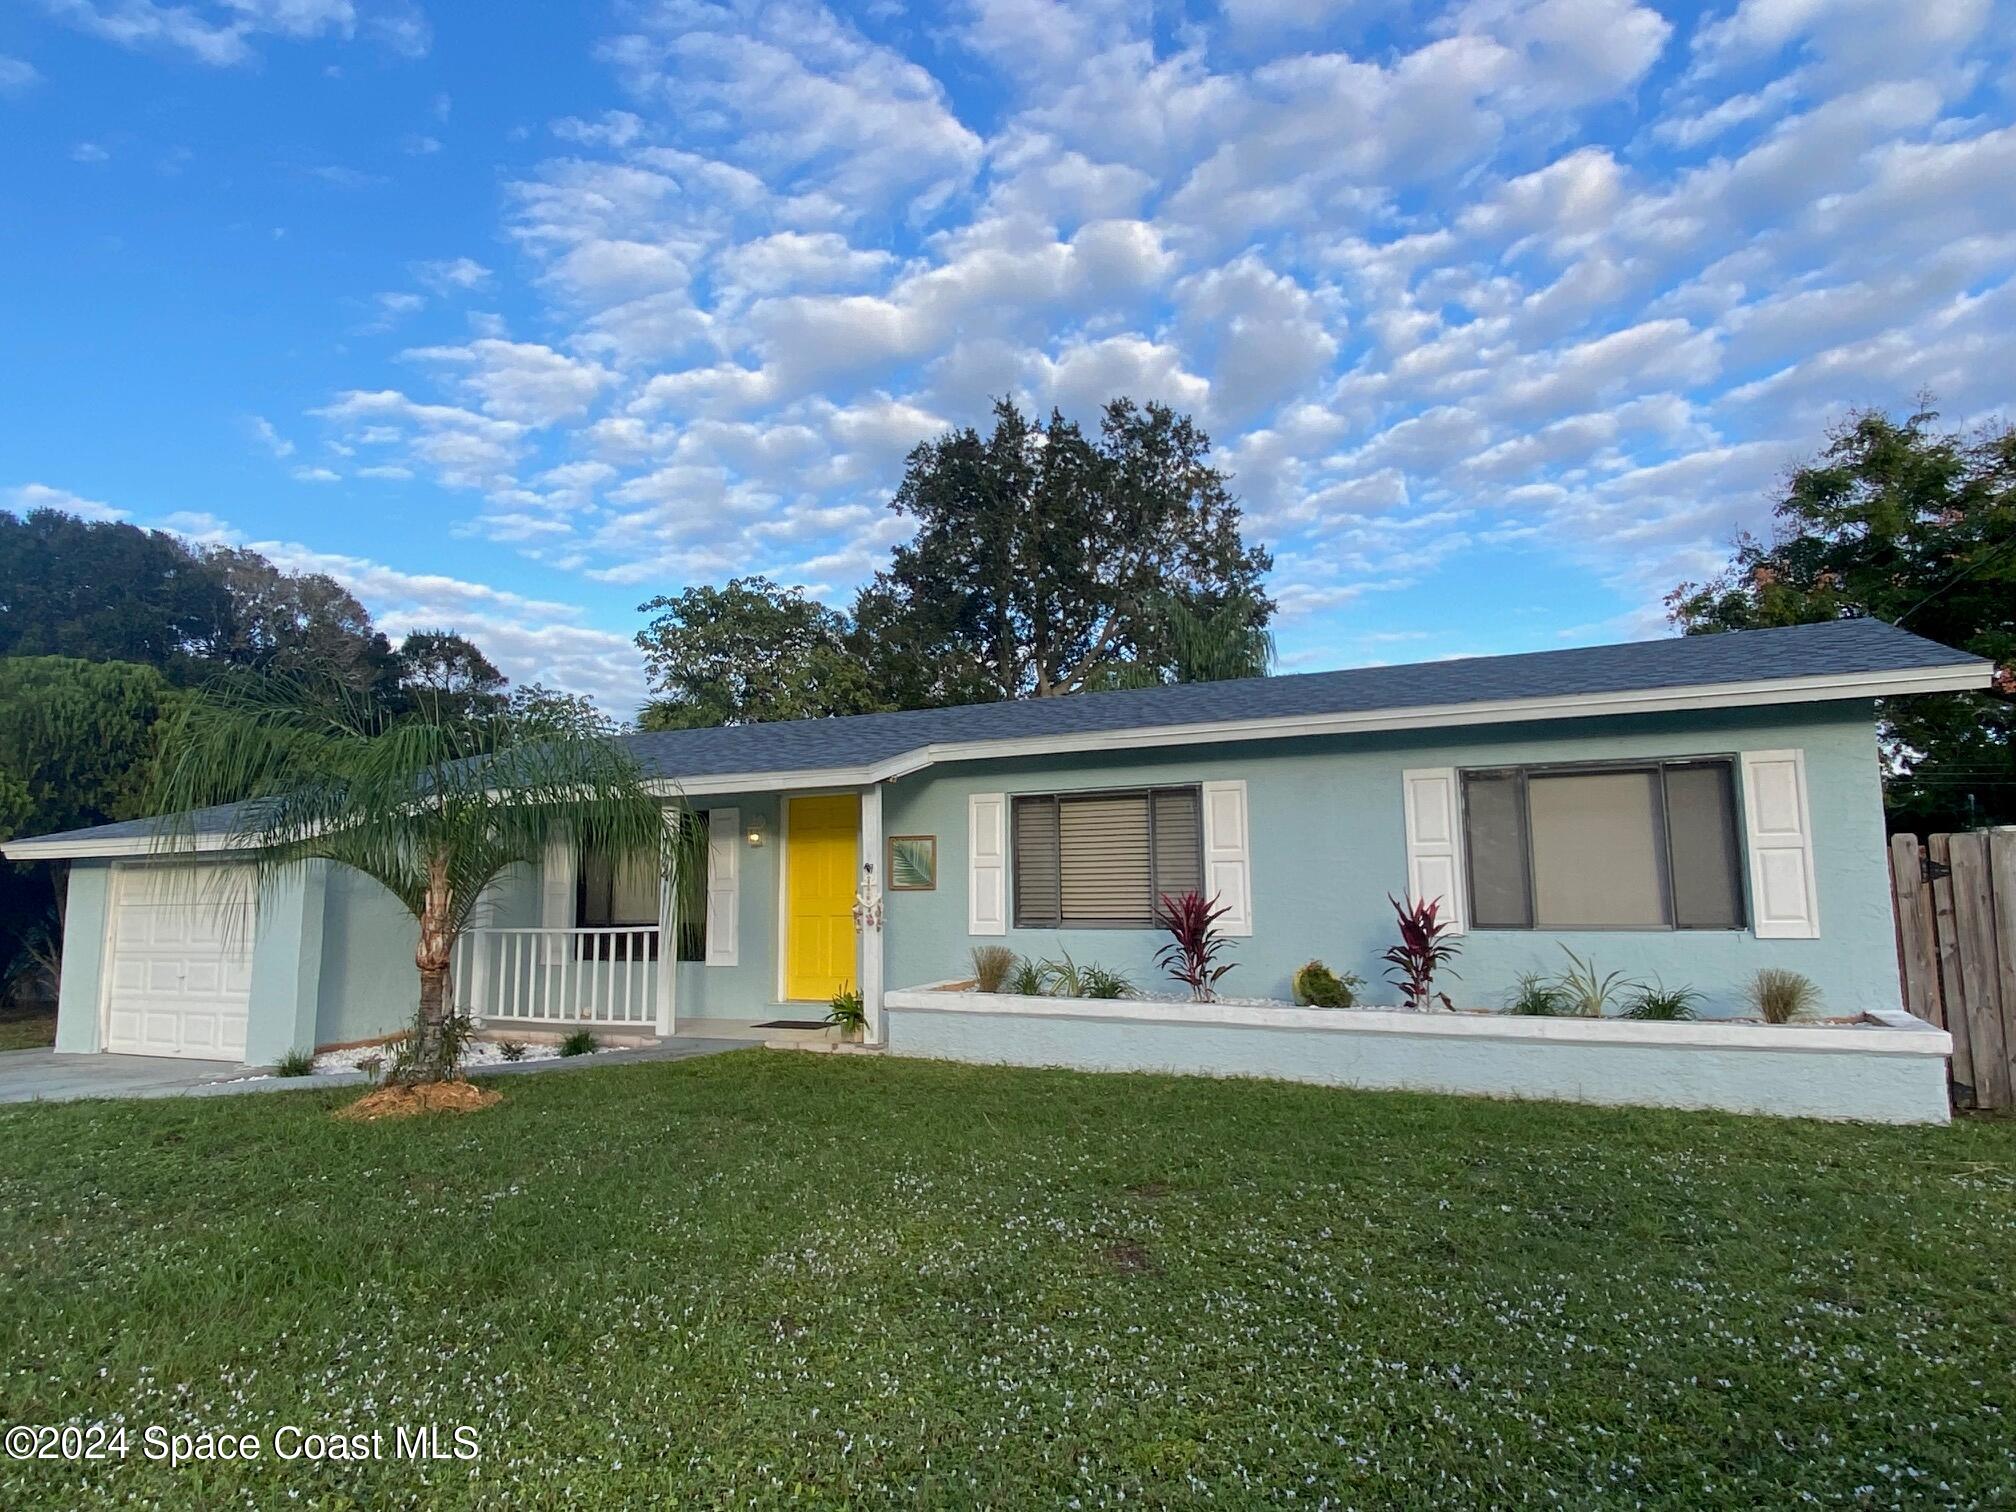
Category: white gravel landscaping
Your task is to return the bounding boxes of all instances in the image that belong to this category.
[235,1036,617,1082]
[309,1038,574,1074]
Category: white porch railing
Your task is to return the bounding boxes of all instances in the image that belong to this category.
[452,927,659,1027]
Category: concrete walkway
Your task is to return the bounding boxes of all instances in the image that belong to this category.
[0,1050,242,1104]
[0,1039,748,1105]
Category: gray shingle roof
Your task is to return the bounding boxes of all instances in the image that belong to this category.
[6,619,1984,853]
[610,617,1981,779]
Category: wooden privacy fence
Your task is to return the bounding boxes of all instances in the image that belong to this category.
[1889,829,2016,1110]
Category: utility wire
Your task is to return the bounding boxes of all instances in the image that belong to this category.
[1893,532,2016,627]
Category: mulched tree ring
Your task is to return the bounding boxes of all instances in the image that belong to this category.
[336,1080,502,1121]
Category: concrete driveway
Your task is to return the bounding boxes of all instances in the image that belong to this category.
[0,1050,244,1104]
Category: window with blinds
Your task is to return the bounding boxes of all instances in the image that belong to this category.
[1012,787,1203,928]
[1462,758,1745,930]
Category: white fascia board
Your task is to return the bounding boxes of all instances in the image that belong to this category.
[13,661,1991,859]
[0,833,243,862]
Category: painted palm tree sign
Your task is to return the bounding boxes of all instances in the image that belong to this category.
[887,835,937,891]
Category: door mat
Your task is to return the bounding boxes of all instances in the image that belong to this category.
[753,1019,829,1030]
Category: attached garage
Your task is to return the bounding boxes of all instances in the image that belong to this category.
[102,866,256,1059]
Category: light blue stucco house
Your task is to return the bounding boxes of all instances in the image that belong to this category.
[3,619,1989,1119]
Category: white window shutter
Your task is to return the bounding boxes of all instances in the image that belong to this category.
[705,807,740,966]
[1401,767,1466,935]
[1740,749,1820,938]
[1199,780,1253,936]
[968,793,1007,935]
[540,834,576,962]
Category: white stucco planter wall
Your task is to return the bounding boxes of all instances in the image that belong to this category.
[882,985,1954,1125]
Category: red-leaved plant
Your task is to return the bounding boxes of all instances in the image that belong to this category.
[1382,893,1461,1011]
[1155,890,1237,1002]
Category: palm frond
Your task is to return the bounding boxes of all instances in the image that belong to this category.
[147,671,692,934]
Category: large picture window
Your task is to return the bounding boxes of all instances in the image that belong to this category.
[1461,759,1746,930]
[1012,786,1203,928]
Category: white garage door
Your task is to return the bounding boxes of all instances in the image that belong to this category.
[104,866,256,1060]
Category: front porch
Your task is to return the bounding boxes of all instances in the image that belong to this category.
[448,781,890,1042]
[447,925,862,1043]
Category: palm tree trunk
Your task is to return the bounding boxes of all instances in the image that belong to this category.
[411,855,455,1081]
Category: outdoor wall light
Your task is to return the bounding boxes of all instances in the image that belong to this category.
[744,815,768,847]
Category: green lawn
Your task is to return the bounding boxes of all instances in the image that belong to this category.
[1,1053,2012,1507]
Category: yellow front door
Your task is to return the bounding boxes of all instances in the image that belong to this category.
[785,794,860,1002]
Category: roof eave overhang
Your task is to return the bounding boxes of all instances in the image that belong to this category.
[6,660,1991,859]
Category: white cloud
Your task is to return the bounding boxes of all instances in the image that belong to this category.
[70,141,110,163]
[1,56,43,95]
[5,482,126,521]
[1178,255,1339,425]
[1218,0,1336,35]
[717,232,894,295]
[605,0,984,217]
[315,389,528,491]
[365,2,429,60]
[412,256,491,294]
[264,536,646,710]
[269,0,2013,673]
[1690,0,1990,91]
[360,289,425,331]
[40,0,371,67]
[249,416,295,457]
[1451,0,1672,111]
[402,339,616,426]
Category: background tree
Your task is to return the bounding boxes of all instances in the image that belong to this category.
[202,546,399,694]
[0,510,231,673]
[149,674,690,1080]
[635,576,885,729]
[858,397,1274,702]
[1668,404,2015,830]
[0,657,182,990]
[509,683,624,739]
[395,630,510,722]
[0,657,179,840]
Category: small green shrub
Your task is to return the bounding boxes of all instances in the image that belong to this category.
[1504,972,1567,1016]
[391,1013,475,1081]
[971,944,1016,994]
[1075,964,1135,999]
[1622,981,1702,1021]
[438,1010,477,1074]
[274,1048,316,1077]
[559,1029,599,1057]
[826,983,867,1035]
[1039,951,1086,997]
[1554,948,1635,1017]
[1748,968,1819,1024]
[497,1039,527,1062]
[1005,957,1048,996]
[1292,960,1361,1008]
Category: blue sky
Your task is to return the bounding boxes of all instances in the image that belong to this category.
[2,0,2012,715]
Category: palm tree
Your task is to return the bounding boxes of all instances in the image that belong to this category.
[148,674,688,1081]
[1161,593,1276,683]
[1091,592,1278,691]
